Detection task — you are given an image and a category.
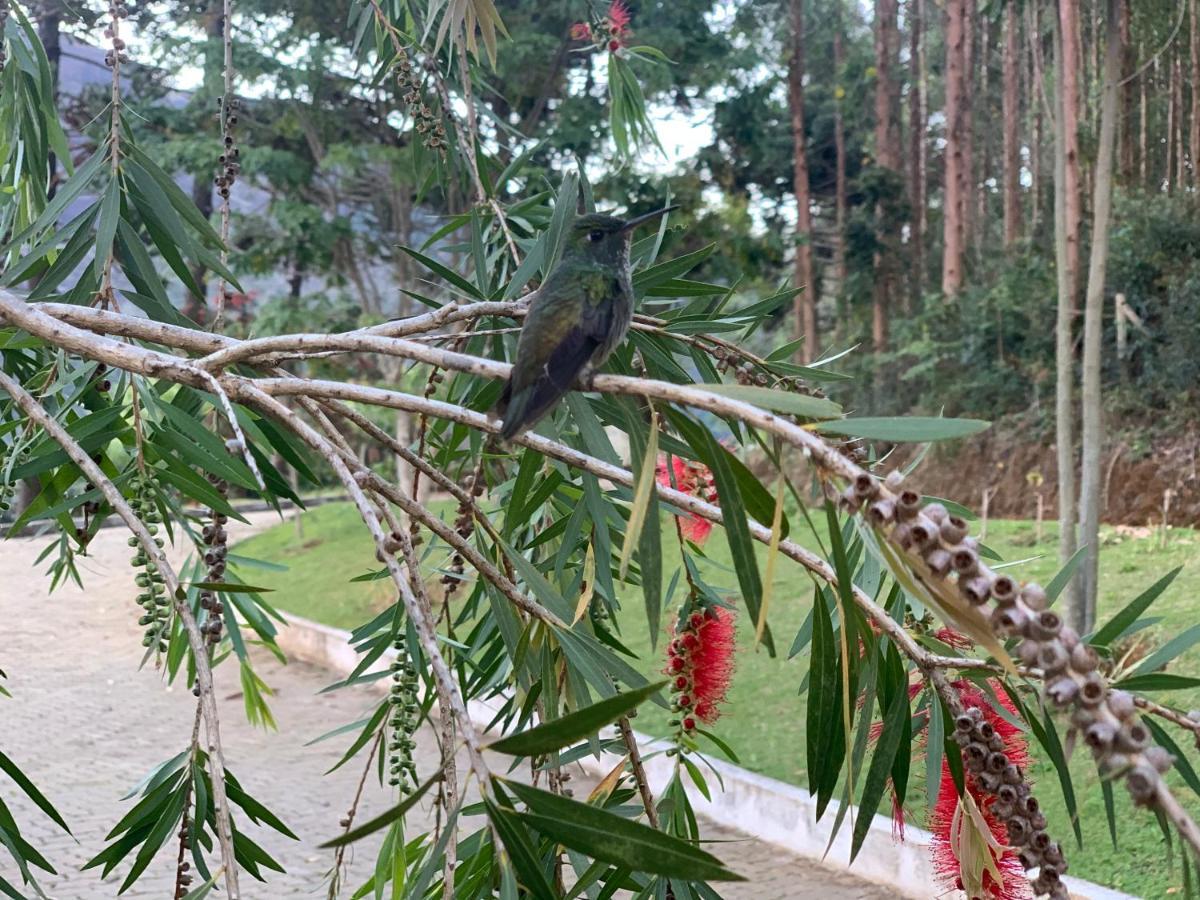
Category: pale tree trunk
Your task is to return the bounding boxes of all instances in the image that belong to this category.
[1003,2,1022,248]
[961,2,976,258]
[1055,0,1082,616]
[908,0,927,304]
[942,0,967,296]
[830,0,849,343]
[1140,46,1148,185]
[873,0,900,349]
[1167,51,1177,192]
[1174,53,1185,188]
[1077,0,1122,635]
[788,0,818,363]
[1192,0,1200,186]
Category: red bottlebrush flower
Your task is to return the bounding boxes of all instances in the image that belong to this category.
[655,455,717,545]
[607,0,632,33]
[929,681,1032,900]
[935,627,975,652]
[569,22,592,41]
[664,606,736,732]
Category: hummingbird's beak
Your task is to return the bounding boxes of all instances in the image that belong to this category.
[620,205,680,233]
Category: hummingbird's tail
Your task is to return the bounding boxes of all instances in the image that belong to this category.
[496,378,564,442]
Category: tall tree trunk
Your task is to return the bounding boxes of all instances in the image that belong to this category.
[788,0,818,363]
[961,1,976,258]
[1003,2,1022,248]
[832,0,848,342]
[1140,45,1148,186]
[1166,51,1177,192]
[872,0,899,349]
[1119,0,1134,182]
[942,0,966,296]
[1028,0,1045,237]
[1055,0,1082,618]
[1174,53,1185,188]
[1078,0,1122,635]
[1192,0,1200,186]
[976,19,990,256]
[184,0,226,323]
[907,0,926,303]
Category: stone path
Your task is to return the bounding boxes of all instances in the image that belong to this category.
[0,512,893,899]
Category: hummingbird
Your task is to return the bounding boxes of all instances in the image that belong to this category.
[496,205,678,441]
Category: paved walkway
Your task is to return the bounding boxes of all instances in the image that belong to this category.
[1,513,892,898]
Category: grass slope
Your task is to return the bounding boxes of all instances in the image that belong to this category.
[235,501,1200,896]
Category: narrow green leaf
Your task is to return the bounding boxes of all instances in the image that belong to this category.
[1133,623,1200,677]
[814,417,990,442]
[849,685,910,861]
[319,771,441,848]
[504,781,743,882]
[696,383,842,421]
[0,750,70,833]
[1045,545,1088,603]
[1090,567,1183,647]
[488,681,665,757]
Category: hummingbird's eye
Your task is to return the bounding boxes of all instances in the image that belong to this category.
[588,230,604,242]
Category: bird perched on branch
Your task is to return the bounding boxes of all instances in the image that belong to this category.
[496,205,677,441]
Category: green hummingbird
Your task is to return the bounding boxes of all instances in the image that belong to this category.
[496,205,678,441]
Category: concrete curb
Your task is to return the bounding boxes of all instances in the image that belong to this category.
[272,610,1137,900]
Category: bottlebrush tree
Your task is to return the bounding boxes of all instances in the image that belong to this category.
[1,1,1199,899]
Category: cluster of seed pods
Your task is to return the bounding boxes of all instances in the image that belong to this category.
[102,0,131,69]
[387,638,420,792]
[128,472,170,653]
[214,95,241,201]
[391,51,446,153]
[842,470,1177,898]
[198,478,230,646]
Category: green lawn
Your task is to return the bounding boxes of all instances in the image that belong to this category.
[235,501,1200,896]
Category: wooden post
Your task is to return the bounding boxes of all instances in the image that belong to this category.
[1162,488,1173,549]
[980,487,993,542]
[1115,292,1127,363]
[1036,492,1045,543]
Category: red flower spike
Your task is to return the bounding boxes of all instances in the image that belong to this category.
[929,680,1032,900]
[664,606,737,730]
[656,454,719,545]
[569,22,592,40]
[607,0,632,32]
[682,716,696,732]
[935,627,975,652]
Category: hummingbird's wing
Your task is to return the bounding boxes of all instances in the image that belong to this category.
[497,269,617,441]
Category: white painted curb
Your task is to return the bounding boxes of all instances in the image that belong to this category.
[273,611,1137,900]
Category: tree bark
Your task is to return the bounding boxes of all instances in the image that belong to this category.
[1003,2,1022,248]
[976,18,990,256]
[788,0,818,363]
[1119,0,1134,183]
[907,0,926,304]
[1192,0,1200,186]
[1055,0,1082,619]
[942,0,966,296]
[184,0,226,324]
[830,0,849,343]
[1078,0,1122,635]
[1166,50,1177,192]
[872,0,899,349]
[1140,45,1148,185]
[961,1,976,258]
[1174,52,1185,188]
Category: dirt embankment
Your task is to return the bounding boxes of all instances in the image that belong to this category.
[892,428,1200,527]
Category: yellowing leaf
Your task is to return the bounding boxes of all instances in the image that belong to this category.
[618,415,658,581]
[573,541,596,625]
[754,475,785,648]
[587,754,630,804]
[871,531,1016,675]
[949,791,1006,899]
